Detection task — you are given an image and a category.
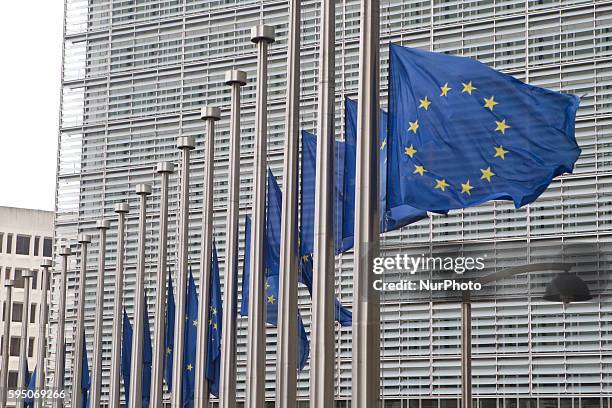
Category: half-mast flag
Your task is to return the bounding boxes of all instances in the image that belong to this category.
[142,296,153,405]
[24,366,35,408]
[182,268,198,407]
[121,306,152,407]
[206,242,222,397]
[387,44,580,212]
[164,271,176,391]
[121,309,132,404]
[81,332,91,407]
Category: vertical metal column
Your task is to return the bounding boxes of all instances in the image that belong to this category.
[54,246,72,408]
[246,24,275,408]
[35,259,52,408]
[220,69,247,408]
[109,203,129,407]
[171,136,196,408]
[352,1,382,407]
[16,271,33,408]
[0,279,15,408]
[72,234,91,408]
[128,184,152,408]
[151,162,174,408]
[275,1,301,406]
[194,107,221,407]
[90,220,110,407]
[461,293,472,408]
[310,0,336,406]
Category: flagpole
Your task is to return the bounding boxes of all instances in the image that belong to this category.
[219,69,247,408]
[151,162,175,408]
[90,220,110,407]
[172,135,196,408]
[34,259,52,408]
[246,24,275,408]
[0,279,15,408]
[53,247,71,408]
[72,233,91,408]
[194,107,221,407]
[352,0,381,406]
[276,0,301,406]
[16,271,33,408]
[129,183,152,408]
[109,203,129,407]
[310,0,337,406]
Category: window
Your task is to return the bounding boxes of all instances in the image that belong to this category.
[34,236,40,256]
[7,371,17,389]
[14,269,24,289]
[30,304,36,323]
[11,302,22,322]
[31,270,38,289]
[3,267,9,280]
[43,237,52,257]
[6,234,12,254]
[1,301,6,321]
[28,338,34,357]
[15,235,30,255]
[0,233,3,253]
[9,336,20,356]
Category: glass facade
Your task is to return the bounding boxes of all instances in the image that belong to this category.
[54,1,612,406]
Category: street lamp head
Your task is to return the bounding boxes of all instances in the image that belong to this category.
[543,272,593,303]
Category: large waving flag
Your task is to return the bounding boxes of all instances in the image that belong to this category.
[164,271,175,391]
[387,44,580,212]
[241,172,310,370]
[182,269,198,407]
[344,98,428,234]
[206,242,222,397]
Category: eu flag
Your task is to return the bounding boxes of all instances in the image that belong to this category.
[241,171,310,370]
[142,296,152,405]
[164,271,176,391]
[182,268,198,407]
[344,98,428,233]
[120,305,151,407]
[24,366,35,408]
[206,242,222,397]
[387,44,580,212]
[121,309,132,404]
[81,333,91,408]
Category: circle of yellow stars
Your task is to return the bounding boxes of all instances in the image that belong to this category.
[404,80,512,196]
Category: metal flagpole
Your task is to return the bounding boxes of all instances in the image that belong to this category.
[109,203,129,407]
[16,271,33,408]
[352,0,381,406]
[461,293,473,408]
[219,69,247,408]
[35,260,52,408]
[310,0,336,406]
[90,220,110,407]
[54,246,71,408]
[151,162,175,408]
[194,106,221,407]
[172,136,196,408]
[128,183,152,408]
[276,0,301,406]
[246,24,275,408]
[72,233,91,408]
[0,279,15,408]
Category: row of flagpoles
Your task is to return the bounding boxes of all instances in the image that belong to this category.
[0,1,382,407]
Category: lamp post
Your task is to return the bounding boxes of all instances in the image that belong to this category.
[461,262,592,408]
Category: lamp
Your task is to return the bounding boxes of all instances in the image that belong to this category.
[543,272,593,303]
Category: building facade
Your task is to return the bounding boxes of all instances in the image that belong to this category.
[0,207,54,406]
[55,1,612,407]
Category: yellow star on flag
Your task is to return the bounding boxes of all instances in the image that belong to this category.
[301,254,309,262]
[380,139,386,150]
[212,308,217,315]
[265,281,271,289]
[494,145,508,159]
[404,145,417,158]
[267,295,276,304]
[166,347,172,354]
[480,167,495,182]
[192,320,197,326]
[209,319,212,325]
[419,96,431,110]
[495,119,510,134]
[440,83,451,97]
[435,179,450,191]
[213,323,218,330]
[461,81,477,95]
[408,120,419,133]
[461,180,474,195]
[483,96,498,111]
[413,165,426,176]
[186,364,193,371]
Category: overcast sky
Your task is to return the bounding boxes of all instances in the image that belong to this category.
[0,3,64,211]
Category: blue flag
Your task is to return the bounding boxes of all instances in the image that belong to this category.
[24,366,35,407]
[121,309,132,404]
[81,333,91,408]
[164,271,176,391]
[182,268,198,407]
[142,297,152,405]
[387,44,580,212]
[240,171,311,370]
[206,242,222,397]
[344,98,429,234]
[120,305,151,407]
